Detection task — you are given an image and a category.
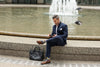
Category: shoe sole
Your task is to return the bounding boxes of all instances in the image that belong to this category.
[41,62,51,65]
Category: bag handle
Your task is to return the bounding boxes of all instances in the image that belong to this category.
[33,45,41,52]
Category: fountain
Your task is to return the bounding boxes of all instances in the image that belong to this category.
[48,0,79,26]
[49,0,78,16]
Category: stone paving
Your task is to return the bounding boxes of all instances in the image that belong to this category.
[0,55,100,67]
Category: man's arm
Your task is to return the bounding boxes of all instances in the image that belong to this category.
[48,25,55,38]
[58,25,68,38]
[51,25,55,36]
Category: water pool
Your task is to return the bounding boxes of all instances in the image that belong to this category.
[0,7,100,36]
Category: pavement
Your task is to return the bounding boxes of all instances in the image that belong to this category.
[0,55,100,67]
[0,4,100,10]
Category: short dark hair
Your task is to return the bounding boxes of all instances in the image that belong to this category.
[52,15,59,19]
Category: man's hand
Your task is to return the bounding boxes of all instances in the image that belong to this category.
[52,34,57,37]
[48,34,52,38]
[48,34,57,38]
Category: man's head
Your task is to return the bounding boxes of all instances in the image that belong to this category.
[52,15,60,26]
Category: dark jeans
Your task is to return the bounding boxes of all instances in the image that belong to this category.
[46,36,65,58]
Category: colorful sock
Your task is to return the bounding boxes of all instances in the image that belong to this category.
[47,57,50,60]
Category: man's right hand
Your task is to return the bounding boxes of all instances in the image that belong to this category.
[48,34,57,38]
[48,34,52,38]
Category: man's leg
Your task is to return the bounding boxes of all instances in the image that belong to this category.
[37,36,65,65]
[37,36,65,46]
[46,36,65,46]
[46,41,56,58]
[45,36,65,59]
[41,41,56,65]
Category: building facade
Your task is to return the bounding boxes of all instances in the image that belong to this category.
[0,0,47,4]
[0,0,100,5]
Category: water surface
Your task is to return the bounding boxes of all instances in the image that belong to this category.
[0,7,100,36]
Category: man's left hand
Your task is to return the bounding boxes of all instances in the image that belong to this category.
[52,34,57,37]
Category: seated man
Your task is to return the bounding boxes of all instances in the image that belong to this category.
[37,15,68,65]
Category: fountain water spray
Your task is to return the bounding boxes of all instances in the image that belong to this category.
[49,0,78,16]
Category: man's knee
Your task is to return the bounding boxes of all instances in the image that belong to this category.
[54,36,61,40]
[46,41,57,47]
[46,39,51,43]
[46,36,61,43]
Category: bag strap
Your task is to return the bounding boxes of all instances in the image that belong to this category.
[31,45,39,50]
[33,45,41,51]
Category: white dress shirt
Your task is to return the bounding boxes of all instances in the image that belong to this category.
[56,26,58,35]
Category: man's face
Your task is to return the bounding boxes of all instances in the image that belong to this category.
[53,18,60,25]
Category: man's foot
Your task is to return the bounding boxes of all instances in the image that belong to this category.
[37,41,45,44]
[41,59,51,65]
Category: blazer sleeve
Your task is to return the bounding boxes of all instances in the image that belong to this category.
[51,25,55,36]
[58,25,68,38]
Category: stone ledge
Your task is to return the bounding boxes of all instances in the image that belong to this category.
[0,41,100,55]
[0,4,100,10]
[0,49,100,61]
[0,41,100,61]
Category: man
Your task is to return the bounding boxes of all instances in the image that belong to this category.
[37,15,68,65]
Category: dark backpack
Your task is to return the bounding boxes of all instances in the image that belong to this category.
[29,46,44,61]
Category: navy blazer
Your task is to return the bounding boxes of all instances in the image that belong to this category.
[51,22,68,44]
